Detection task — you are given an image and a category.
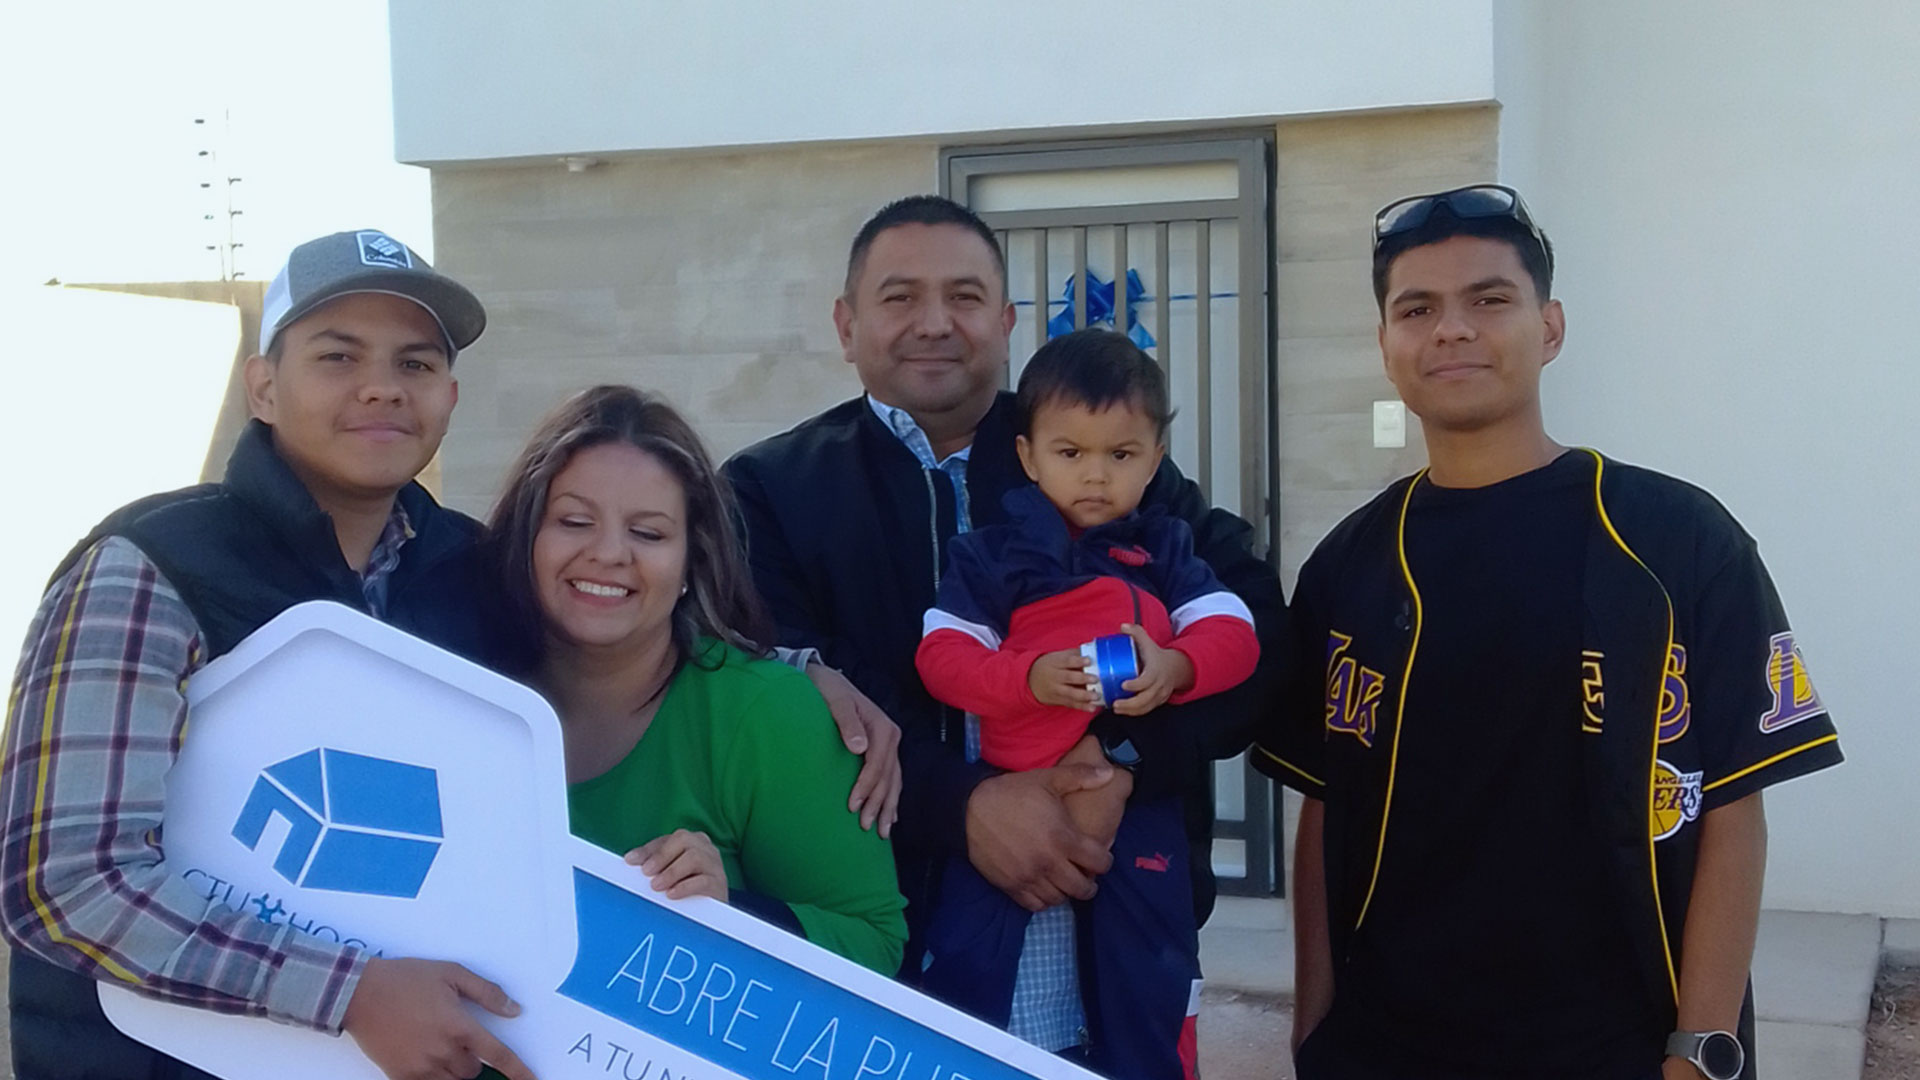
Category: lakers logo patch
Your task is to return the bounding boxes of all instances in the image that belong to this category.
[1650,759,1703,842]
[1658,643,1691,744]
[1758,631,1826,734]
[1325,631,1385,747]
[1580,650,1605,733]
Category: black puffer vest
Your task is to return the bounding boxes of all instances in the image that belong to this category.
[11,420,486,1079]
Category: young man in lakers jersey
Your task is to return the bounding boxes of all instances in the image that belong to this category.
[1254,186,1841,1080]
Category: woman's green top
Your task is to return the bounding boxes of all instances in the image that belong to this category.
[567,639,906,976]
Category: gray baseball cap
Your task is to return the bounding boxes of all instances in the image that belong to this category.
[258,229,486,357]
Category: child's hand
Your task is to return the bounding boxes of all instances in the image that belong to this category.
[1113,623,1195,716]
[1029,649,1100,710]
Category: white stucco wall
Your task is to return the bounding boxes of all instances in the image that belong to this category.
[389,0,1496,163]
[391,0,1916,918]
[1498,2,1920,916]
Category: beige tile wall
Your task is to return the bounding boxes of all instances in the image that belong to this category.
[427,107,1500,581]
[430,142,940,516]
[1270,106,1499,587]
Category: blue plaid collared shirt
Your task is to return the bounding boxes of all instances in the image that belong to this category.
[868,395,973,533]
[359,503,414,618]
[868,396,1087,1052]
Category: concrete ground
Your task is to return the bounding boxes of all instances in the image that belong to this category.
[1198,897,1911,1080]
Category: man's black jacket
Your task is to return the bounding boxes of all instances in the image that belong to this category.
[724,393,1285,963]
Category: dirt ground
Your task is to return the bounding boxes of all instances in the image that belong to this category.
[1867,963,1920,1080]
[1197,987,1294,1080]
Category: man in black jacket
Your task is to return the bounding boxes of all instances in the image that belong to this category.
[725,196,1284,1056]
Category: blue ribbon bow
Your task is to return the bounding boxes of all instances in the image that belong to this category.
[1047,268,1156,349]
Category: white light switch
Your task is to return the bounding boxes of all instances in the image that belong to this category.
[1372,400,1407,449]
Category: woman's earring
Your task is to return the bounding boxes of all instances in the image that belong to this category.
[680,583,688,597]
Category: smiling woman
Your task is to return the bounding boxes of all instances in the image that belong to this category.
[532,443,695,660]
[479,386,906,980]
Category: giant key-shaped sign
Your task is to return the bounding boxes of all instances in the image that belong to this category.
[101,602,1096,1080]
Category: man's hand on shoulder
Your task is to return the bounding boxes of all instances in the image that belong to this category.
[344,956,535,1080]
[805,659,902,837]
[965,762,1119,912]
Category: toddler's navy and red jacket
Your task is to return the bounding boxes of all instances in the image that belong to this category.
[916,485,1259,771]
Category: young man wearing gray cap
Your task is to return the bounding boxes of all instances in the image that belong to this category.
[0,230,534,1080]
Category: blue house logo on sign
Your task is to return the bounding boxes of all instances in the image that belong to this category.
[231,748,444,898]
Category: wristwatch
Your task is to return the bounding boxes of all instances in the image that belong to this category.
[1666,1029,1744,1080]
[1089,716,1141,770]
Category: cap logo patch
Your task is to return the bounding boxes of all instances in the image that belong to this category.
[1649,759,1703,841]
[356,231,413,270]
[1758,631,1826,734]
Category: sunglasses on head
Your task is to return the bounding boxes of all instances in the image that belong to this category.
[1372,184,1548,258]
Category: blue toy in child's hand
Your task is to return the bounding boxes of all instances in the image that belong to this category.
[1080,634,1139,709]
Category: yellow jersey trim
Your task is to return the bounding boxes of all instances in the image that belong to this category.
[1703,733,1840,793]
[1355,472,1426,930]
[1254,744,1325,788]
[1584,448,1681,1007]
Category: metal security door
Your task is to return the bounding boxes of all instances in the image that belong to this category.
[944,135,1283,896]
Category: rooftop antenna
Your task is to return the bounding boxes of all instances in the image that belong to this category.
[193,113,245,281]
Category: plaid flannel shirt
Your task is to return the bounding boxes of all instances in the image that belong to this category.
[0,508,414,1032]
